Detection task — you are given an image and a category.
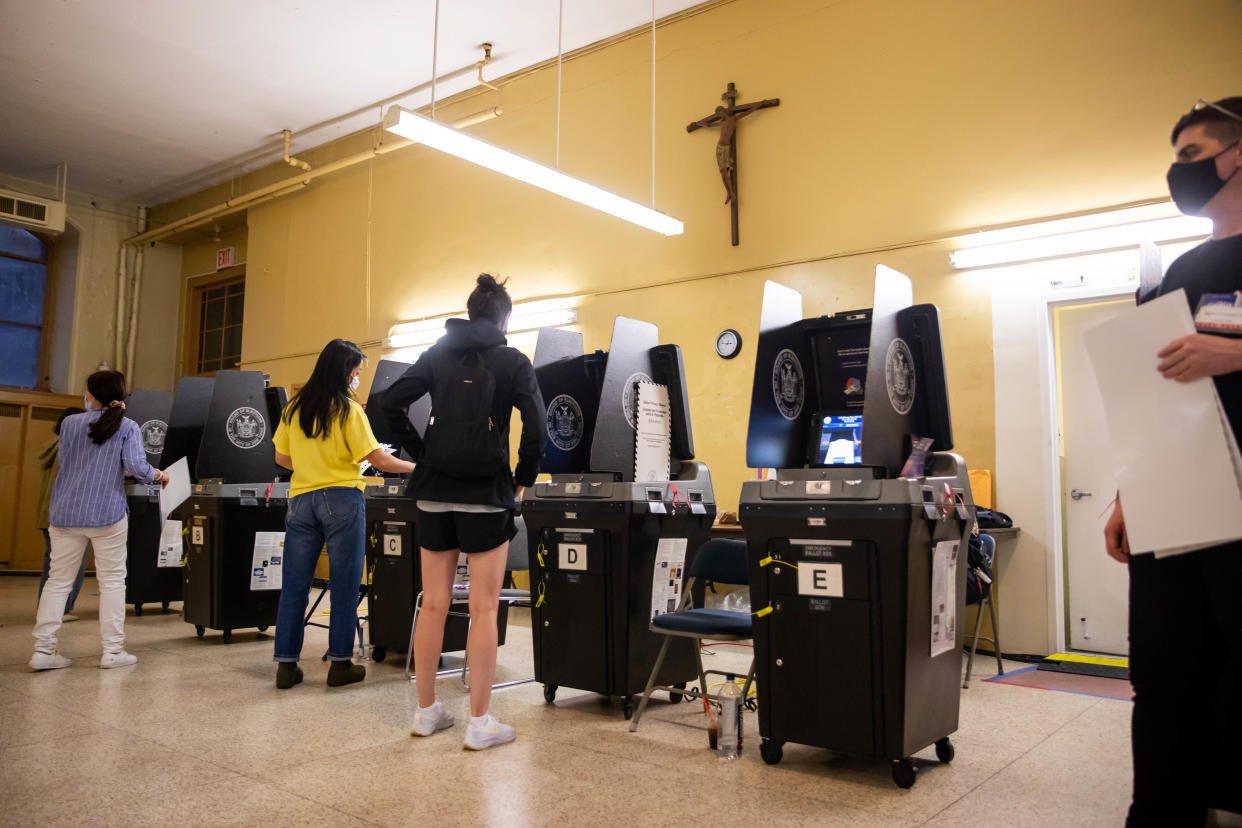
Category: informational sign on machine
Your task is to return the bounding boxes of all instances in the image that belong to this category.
[383,523,402,557]
[929,540,959,657]
[558,543,588,571]
[797,562,843,597]
[157,520,184,568]
[250,532,285,590]
[649,537,688,621]
[634,381,671,482]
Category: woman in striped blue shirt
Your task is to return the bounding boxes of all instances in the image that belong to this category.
[30,370,170,671]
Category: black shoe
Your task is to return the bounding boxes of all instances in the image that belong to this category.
[327,660,366,687]
[276,662,303,689]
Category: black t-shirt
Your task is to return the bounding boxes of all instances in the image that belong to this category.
[1150,233,1242,443]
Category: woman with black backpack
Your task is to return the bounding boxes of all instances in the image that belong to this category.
[382,274,545,750]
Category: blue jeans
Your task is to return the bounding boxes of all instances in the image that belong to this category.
[38,529,87,612]
[273,487,365,663]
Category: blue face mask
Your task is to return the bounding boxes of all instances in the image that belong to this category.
[1168,140,1240,216]
[84,394,92,411]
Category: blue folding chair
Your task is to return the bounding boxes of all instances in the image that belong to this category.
[630,538,755,732]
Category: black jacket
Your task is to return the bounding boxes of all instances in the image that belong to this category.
[381,318,546,508]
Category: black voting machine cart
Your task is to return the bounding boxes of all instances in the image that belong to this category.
[522,320,716,719]
[361,359,496,664]
[739,268,973,789]
[175,370,290,643]
[122,388,180,615]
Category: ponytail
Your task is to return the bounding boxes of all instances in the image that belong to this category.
[85,370,128,445]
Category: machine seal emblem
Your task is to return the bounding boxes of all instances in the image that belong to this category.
[225,406,265,449]
[139,419,167,456]
[771,349,805,421]
[621,372,653,430]
[546,394,584,452]
[884,337,916,416]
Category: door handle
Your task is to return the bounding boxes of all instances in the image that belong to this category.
[1070,489,1092,501]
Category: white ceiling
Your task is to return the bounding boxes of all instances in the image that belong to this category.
[0,0,707,205]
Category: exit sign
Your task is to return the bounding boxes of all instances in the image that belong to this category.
[216,246,237,270]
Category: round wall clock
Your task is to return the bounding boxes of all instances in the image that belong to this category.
[715,329,743,360]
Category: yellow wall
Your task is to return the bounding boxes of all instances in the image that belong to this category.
[151,0,1242,650]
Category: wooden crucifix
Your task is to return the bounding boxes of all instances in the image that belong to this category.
[687,82,780,245]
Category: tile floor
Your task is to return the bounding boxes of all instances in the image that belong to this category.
[0,575,1135,827]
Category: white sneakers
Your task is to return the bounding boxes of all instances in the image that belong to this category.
[410,701,456,736]
[29,651,71,671]
[31,650,138,670]
[410,703,515,750]
[99,651,137,669]
[463,714,516,750]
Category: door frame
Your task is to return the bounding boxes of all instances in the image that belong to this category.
[1038,282,1137,654]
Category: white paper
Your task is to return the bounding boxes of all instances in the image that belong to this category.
[650,537,688,622]
[634,382,671,482]
[930,540,959,657]
[159,457,191,524]
[157,519,183,568]
[1083,290,1242,557]
[250,532,285,590]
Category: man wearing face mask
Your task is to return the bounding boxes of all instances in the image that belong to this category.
[1104,97,1242,827]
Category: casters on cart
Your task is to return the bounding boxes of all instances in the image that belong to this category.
[257,626,269,634]
[195,625,205,639]
[935,737,955,764]
[669,682,686,704]
[371,646,387,664]
[622,696,635,720]
[891,758,917,789]
[760,740,784,765]
[222,629,233,644]
[543,684,558,704]
[161,601,171,612]
[134,604,143,617]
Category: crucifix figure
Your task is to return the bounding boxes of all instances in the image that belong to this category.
[687,82,780,245]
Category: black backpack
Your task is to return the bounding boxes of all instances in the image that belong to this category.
[421,349,505,480]
[965,533,995,605]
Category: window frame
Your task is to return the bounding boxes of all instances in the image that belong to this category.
[182,265,246,378]
[0,222,57,391]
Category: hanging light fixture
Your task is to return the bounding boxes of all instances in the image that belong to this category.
[383,0,683,236]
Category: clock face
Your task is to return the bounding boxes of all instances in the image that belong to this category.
[716,329,742,359]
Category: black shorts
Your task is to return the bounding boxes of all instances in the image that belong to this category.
[416,508,516,554]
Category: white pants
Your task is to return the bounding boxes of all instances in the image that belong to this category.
[34,518,128,654]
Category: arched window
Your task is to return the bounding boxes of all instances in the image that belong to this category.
[0,223,50,388]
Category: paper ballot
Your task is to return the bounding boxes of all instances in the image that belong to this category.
[1083,289,1242,557]
[159,457,191,524]
[634,382,672,482]
[650,537,688,622]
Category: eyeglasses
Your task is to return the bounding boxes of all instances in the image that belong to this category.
[1192,98,1242,123]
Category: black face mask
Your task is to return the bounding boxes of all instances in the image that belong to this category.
[1167,141,1240,216]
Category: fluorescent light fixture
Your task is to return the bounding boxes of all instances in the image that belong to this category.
[950,215,1213,269]
[508,308,578,333]
[386,297,578,350]
[386,315,464,349]
[383,106,684,236]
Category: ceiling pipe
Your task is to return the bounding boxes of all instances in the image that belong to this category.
[126,109,499,246]
[123,206,147,379]
[281,130,312,172]
[476,43,499,91]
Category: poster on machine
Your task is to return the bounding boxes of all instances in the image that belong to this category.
[250,532,285,590]
[929,540,959,657]
[649,537,688,622]
[157,519,183,568]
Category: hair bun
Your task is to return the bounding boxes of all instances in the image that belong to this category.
[476,273,508,292]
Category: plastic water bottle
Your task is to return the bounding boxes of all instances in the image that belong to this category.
[718,675,743,760]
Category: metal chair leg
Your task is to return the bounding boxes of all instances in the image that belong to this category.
[403,591,423,680]
[964,601,985,689]
[630,635,674,733]
[694,638,710,702]
[986,593,1004,676]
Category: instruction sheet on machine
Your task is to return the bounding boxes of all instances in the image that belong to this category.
[251,532,285,590]
[157,519,183,568]
[929,540,959,657]
[650,537,688,621]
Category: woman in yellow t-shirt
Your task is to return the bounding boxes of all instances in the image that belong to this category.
[271,339,414,689]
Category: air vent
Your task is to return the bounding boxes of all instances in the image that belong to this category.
[0,189,65,233]
[32,406,64,422]
[0,404,22,418]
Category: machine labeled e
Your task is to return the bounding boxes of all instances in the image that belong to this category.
[797,562,843,597]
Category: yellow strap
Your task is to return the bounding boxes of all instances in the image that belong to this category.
[753,605,773,617]
[535,581,546,607]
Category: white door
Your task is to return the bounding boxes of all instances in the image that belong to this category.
[1054,298,1132,655]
